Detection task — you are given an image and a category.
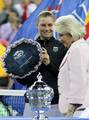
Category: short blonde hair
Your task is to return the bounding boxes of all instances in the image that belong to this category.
[53,15,85,41]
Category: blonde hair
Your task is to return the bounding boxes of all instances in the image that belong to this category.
[54,15,85,41]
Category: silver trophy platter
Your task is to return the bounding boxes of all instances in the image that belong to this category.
[3,38,42,78]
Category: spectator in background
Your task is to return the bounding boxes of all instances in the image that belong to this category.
[27,0,38,18]
[53,15,89,117]
[0,8,21,43]
[13,0,42,23]
[27,0,42,15]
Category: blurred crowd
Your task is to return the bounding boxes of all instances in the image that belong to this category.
[0,0,41,43]
[0,0,42,116]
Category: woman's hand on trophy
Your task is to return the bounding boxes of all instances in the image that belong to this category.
[40,48,50,65]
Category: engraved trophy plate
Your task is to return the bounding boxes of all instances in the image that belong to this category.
[3,38,42,78]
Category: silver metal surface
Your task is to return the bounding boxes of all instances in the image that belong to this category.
[26,73,54,120]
